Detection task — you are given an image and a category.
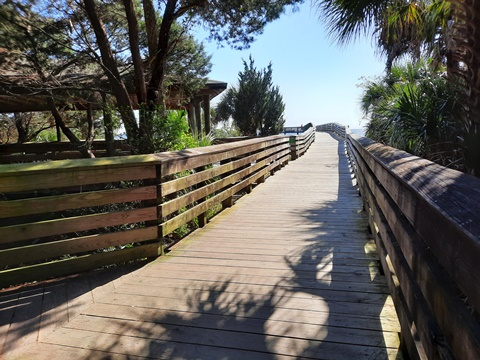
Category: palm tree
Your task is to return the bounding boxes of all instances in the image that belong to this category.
[316,0,480,175]
[361,60,462,169]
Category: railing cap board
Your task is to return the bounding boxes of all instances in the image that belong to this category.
[0,154,159,176]
[350,134,480,311]
[0,135,289,177]
[150,135,288,176]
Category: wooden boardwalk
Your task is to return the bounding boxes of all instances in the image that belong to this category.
[1,132,402,359]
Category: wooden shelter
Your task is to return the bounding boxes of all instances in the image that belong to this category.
[0,71,227,134]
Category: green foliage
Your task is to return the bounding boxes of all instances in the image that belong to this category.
[212,122,241,138]
[35,128,58,142]
[361,59,463,169]
[316,0,452,71]
[164,22,212,104]
[152,110,213,152]
[215,56,286,136]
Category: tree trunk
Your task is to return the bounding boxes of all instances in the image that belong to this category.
[85,98,96,148]
[14,113,28,143]
[47,97,95,158]
[142,0,158,60]
[83,0,140,153]
[102,93,116,156]
[450,0,480,175]
[122,0,147,105]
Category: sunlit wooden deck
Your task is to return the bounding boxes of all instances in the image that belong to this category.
[1,132,402,359]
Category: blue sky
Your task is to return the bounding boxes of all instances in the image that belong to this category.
[193,2,386,129]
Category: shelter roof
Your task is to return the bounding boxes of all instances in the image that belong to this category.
[0,70,227,113]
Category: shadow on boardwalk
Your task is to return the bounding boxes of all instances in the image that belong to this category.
[2,133,402,359]
[284,138,401,359]
[0,261,149,358]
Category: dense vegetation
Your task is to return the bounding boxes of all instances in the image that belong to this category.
[316,0,480,175]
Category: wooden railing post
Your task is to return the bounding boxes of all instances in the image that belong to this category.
[289,136,298,160]
[155,164,165,256]
[196,165,208,228]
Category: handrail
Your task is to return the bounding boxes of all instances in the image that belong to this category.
[0,132,314,288]
[316,122,347,138]
[346,133,480,360]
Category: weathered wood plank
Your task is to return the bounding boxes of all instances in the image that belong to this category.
[0,164,157,192]
[0,227,158,266]
[84,302,401,346]
[157,136,289,176]
[0,207,157,244]
[160,149,290,216]
[0,243,160,289]
[0,186,157,219]
[48,315,400,360]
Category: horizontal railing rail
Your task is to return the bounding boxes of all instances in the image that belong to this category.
[0,140,132,163]
[0,132,313,289]
[346,131,480,360]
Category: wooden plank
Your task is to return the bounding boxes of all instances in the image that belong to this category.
[0,186,157,219]
[82,303,400,348]
[38,282,69,341]
[43,327,297,360]
[139,267,390,294]
[0,243,160,289]
[53,314,401,359]
[0,292,19,354]
[0,165,157,193]
[2,288,44,358]
[0,207,157,244]
[0,227,158,267]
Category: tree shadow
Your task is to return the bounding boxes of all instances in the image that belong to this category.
[64,133,401,359]
[280,134,402,358]
[4,133,403,359]
[0,260,149,358]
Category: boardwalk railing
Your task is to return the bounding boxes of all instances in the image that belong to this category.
[0,140,132,163]
[316,122,347,138]
[0,132,312,289]
[344,131,480,360]
[289,127,315,160]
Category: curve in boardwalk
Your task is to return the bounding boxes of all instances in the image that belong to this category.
[4,132,403,359]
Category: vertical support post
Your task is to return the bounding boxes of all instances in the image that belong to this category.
[144,163,164,257]
[155,164,165,256]
[195,165,207,227]
[289,136,298,160]
[222,196,234,209]
[220,158,234,209]
[194,97,202,135]
[187,102,196,133]
[203,94,211,135]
